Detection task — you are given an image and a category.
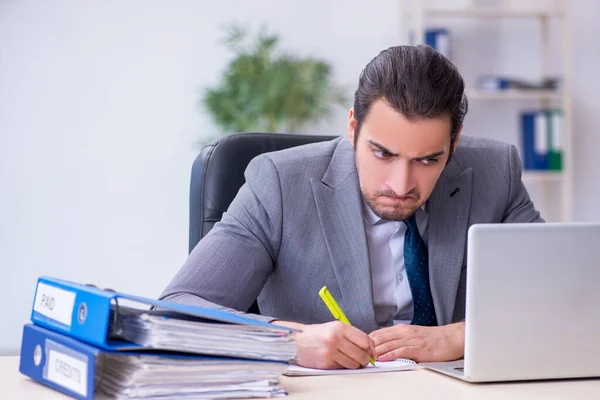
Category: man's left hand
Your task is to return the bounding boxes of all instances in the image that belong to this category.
[369,321,465,363]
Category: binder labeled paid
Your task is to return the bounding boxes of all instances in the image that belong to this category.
[31,276,296,362]
[20,323,288,400]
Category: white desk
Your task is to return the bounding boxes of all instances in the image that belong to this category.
[2,356,600,399]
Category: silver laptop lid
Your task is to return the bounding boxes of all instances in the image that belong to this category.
[464,223,600,382]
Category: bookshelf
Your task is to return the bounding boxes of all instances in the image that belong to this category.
[522,170,563,183]
[466,88,562,100]
[424,7,564,18]
[400,0,572,222]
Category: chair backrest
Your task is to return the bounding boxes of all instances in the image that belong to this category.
[189,132,338,253]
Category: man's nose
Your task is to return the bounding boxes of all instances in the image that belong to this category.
[386,161,415,196]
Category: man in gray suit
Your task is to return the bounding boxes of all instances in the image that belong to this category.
[161,45,543,370]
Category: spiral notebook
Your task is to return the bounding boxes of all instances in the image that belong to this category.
[284,358,416,376]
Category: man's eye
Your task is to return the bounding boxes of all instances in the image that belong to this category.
[422,158,439,165]
[373,149,392,159]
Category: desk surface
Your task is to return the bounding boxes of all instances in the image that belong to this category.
[2,356,600,399]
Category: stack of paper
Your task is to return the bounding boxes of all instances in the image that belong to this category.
[113,309,296,362]
[20,276,297,399]
[96,353,287,399]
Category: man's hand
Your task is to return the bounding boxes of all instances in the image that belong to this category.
[369,322,465,363]
[274,320,375,369]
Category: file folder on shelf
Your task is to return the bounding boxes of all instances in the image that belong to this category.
[425,28,451,59]
[547,109,564,171]
[520,109,564,172]
[30,276,296,362]
[521,110,549,170]
[19,323,288,400]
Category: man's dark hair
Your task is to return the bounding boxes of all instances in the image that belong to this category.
[353,45,468,161]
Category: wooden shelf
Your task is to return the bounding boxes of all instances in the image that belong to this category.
[424,7,564,19]
[402,0,572,221]
[466,88,563,101]
[522,171,563,182]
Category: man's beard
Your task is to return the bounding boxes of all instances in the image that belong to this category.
[363,188,422,221]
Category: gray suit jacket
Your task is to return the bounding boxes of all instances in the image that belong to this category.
[160,135,543,333]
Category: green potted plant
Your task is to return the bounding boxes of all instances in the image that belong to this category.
[203,24,347,135]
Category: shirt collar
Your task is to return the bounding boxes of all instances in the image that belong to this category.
[362,197,427,226]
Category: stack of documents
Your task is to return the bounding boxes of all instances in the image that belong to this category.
[113,308,295,362]
[21,323,287,399]
[20,276,296,399]
[97,353,287,399]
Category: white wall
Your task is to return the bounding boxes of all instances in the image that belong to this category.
[1,0,599,355]
[570,0,600,221]
[0,0,401,355]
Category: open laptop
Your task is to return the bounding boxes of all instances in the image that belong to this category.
[421,222,600,382]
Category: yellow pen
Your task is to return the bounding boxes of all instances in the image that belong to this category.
[319,286,376,366]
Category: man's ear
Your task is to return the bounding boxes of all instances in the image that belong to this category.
[347,108,357,148]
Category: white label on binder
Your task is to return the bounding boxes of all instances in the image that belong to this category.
[552,112,563,151]
[33,282,76,327]
[534,112,548,154]
[46,349,88,396]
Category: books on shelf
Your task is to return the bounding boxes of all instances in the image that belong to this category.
[477,76,561,92]
[521,109,564,171]
[20,276,296,399]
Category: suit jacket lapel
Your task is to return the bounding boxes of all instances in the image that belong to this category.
[310,139,378,333]
[427,161,473,325]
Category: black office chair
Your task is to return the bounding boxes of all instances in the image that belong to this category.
[188,132,338,314]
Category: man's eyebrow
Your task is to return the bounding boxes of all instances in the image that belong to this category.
[414,150,445,161]
[367,140,445,160]
[367,140,398,156]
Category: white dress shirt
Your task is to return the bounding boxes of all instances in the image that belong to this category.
[362,200,429,327]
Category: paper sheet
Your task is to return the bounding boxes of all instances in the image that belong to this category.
[284,358,416,376]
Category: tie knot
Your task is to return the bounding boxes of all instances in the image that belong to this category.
[403,214,418,232]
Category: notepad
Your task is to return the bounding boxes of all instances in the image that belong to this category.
[284,358,416,376]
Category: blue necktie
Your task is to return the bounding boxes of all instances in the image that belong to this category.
[403,215,438,326]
